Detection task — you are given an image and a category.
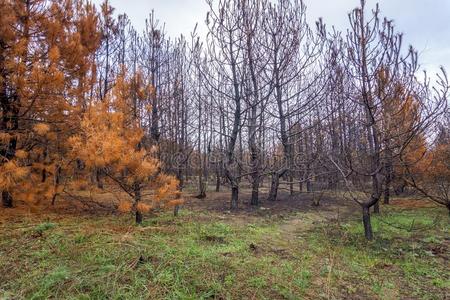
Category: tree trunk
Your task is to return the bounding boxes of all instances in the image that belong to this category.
[250,179,259,206]
[196,70,206,199]
[134,183,142,224]
[230,185,239,210]
[249,120,260,205]
[41,168,47,183]
[51,165,61,205]
[383,148,393,204]
[289,174,294,195]
[249,138,259,205]
[306,179,312,192]
[196,174,206,199]
[176,167,184,190]
[394,182,405,195]
[96,168,103,189]
[384,174,391,205]
[383,185,390,204]
[173,205,180,217]
[245,17,261,207]
[267,173,280,202]
[362,206,373,240]
[219,28,241,211]
[2,191,13,208]
[373,201,380,214]
[136,210,143,224]
[215,168,221,192]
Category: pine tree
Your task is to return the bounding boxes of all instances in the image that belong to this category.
[69,71,182,223]
[0,0,100,208]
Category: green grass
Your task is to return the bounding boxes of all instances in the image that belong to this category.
[305,207,449,299]
[0,206,448,299]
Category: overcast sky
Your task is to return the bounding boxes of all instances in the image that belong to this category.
[93,0,450,77]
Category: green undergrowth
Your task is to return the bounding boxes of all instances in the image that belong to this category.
[0,206,448,299]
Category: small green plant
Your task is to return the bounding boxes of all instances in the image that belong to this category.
[34,222,56,235]
[294,270,311,291]
[248,276,267,289]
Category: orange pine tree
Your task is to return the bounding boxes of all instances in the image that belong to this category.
[0,0,100,208]
[402,125,450,214]
[377,68,425,201]
[68,71,182,223]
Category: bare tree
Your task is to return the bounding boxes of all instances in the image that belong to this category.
[206,0,247,209]
[262,0,324,201]
[326,0,445,239]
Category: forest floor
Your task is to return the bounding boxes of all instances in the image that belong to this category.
[0,187,449,299]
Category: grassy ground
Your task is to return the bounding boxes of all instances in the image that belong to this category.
[0,193,449,299]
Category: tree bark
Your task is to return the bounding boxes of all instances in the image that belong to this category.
[251,178,259,206]
[373,201,380,214]
[230,185,239,210]
[249,109,260,205]
[2,191,13,208]
[136,210,143,224]
[96,168,103,189]
[289,175,294,196]
[196,64,206,199]
[306,179,312,192]
[215,167,221,192]
[267,172,281,202]
[224,39,241,209]
[245,24,261,206]
[51,165,61,205]
[362,206,373,240]
[173,205,180,217]
[384,158,392,204]
[383,182,390,205]
[134,183,142,224]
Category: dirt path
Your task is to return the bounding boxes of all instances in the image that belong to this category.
[185,189,358,216]
[183,189,360,242]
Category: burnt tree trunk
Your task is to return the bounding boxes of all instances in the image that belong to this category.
[306,178,312,192]
[384,181,391,205]
[196,64,206,199]
[267,59,291,202]
[134,183,142,225]
[384,156,392,204]
[373,201,380,214]
[225,38,242,209]
[362,206,373,240]
[267,172,281,202]
[230,185,239,210]
[51,165,61,205]
[173,205,180,217]
[289,174,294,196]
[2,191,13,208]
[248,102,260,206]
[245,23,261,206]
[96,168,103,189]
[215,167,221,192]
